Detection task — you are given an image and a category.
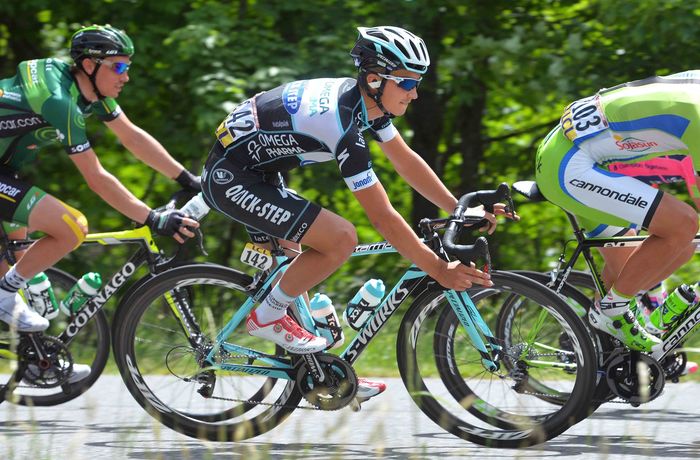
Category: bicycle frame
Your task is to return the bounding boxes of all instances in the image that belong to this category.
[0,226,163,359]
[547,211,700,362]
[203,239,504,378]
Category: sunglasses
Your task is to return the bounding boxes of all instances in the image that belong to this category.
[378,73,422,91]
[94,58,130,75]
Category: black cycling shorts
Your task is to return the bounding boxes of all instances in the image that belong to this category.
[201,150,321,244]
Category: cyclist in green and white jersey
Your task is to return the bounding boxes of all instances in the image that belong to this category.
[0,25,198,351]
[536,71,700,351]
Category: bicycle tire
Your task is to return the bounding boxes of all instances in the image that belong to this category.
[0,267,111,406]
[508,270,616,411]
[396,270,597,448]
[112,263,301,441]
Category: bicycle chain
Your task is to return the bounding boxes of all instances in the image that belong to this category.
[204,393,322,411]
[195,354,343,411]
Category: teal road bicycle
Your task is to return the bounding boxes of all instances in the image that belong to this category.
[111,184,597,448]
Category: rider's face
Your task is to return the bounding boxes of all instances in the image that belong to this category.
[93,56,131,98]
[379,70,420,117]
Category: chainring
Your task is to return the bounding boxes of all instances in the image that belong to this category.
[19,335,73,388]
[295,354,357,411]
[662,351,687,382]
[605,350,665,405]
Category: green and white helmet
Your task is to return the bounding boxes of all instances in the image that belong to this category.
[350,26,430,75]
[70,24,134,61]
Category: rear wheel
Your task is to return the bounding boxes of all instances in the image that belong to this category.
[112,264,300,441]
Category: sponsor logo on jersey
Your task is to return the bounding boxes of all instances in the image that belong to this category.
[290,222,308,243]
[69,140,91,154]
[0,182,22,198]
[0,115,45,132]
[613,135,659,152]
[345,170,378,192]
[247,133,303,162]
[282,81,305,115]
[212,168,234,185]
[308,80,334,117]
[225,185,293,225]
[272,120,290,128]
[27,60,41,85]
[337,148,350,169]
[0,89,21,102]
[568,179,649,208]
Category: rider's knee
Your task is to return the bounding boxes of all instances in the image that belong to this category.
[651,200,698,240]
[332,222,358,258]
[58,202,88,248]
[673,204,698,239]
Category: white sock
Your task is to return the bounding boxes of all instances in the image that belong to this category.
[0,266,28,297]
[255,284,295,324]
[599,287,633,317]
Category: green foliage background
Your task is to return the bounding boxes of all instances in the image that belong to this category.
[3,1,700,372]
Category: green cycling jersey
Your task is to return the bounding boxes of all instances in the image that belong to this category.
[0,58,120,171]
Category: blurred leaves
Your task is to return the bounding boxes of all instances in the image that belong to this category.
[3,0,700,299]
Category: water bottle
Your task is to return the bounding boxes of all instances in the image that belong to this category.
[344,279,385,330]
[309,293,344,349]
[648,284,697,331]
[26,272,59,319]
[180,192,210,220]
[59,272,102,315]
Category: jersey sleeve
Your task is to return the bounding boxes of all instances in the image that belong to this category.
[365,116,398,143]
[91,97,122,121]
[40,94,92,154]
[335,126,380,192]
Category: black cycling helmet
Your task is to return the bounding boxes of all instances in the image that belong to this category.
[70,25,134,100]
[70,24,134,61]
[350,26,430,75]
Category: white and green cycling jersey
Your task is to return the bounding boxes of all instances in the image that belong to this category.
[536,70,700,236]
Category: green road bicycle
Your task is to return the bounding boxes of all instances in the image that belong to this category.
[507,180,700,408]
[111,184,597,448]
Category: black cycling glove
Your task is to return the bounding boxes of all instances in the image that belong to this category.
[175,169,201,192]
[145,209,187,237]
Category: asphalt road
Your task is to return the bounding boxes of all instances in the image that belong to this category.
[2,376,700,460]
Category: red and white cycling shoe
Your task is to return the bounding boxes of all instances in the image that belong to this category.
[356,377,387,403]
[246,310,327,354]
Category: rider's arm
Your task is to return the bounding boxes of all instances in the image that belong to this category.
[104,112,187,179]
[379,133,457,213]
[69,148,152,224]
[353,182,490,290]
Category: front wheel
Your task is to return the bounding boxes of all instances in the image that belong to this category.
[396,270,597,448]
[112,263,301,441]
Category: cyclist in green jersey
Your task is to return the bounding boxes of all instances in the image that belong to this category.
[0,25,199,357]
[535,71,700,351]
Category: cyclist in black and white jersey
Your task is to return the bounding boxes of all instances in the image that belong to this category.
[201,27,513,399]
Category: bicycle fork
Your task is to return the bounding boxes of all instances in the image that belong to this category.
[444,290,502,371]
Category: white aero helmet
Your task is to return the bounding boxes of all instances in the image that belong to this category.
[350,26,430,75]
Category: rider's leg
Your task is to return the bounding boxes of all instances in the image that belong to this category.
[13,197,87,277]
[0,225,29,277]
[598,228,694,294]
[0,197,87,332]
[611,193,697,297]
[252,209,356,324]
